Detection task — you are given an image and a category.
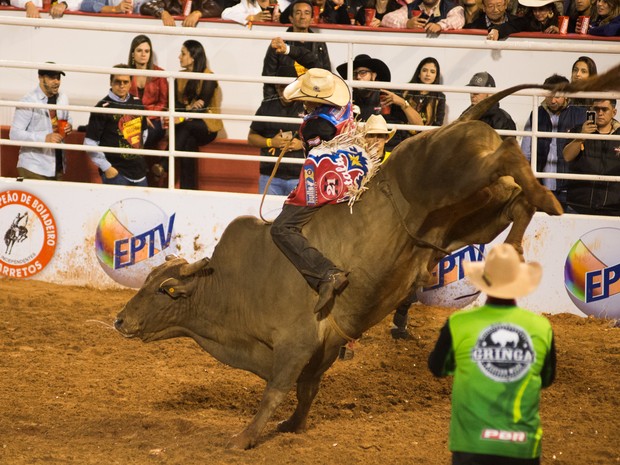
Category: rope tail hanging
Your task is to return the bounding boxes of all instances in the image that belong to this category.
[259,139,293,224]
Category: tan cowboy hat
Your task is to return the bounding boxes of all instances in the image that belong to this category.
[463,244,542,299]
[364,114,396,141]
[283,68,351,107]
[518,0,556,7]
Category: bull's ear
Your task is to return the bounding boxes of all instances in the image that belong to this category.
[158,278,188,299]
[180,257,211,277]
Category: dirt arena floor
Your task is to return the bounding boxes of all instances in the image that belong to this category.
[1,278,618,465]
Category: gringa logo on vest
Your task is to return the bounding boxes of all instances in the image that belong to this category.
[564,227,620,319]
[472,323,535,383]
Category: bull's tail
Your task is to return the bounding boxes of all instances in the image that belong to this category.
[458,62,620,123]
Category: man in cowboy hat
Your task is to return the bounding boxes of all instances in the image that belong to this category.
[428,243,556,465]
[271,68,354,318]
[336,54,422,151]
[363,114,396,162]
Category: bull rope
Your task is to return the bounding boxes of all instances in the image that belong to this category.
[378,171,452,257]
[327,313,356,343]
[259,139,293,224]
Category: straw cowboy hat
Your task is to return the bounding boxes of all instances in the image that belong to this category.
[364,114,396,141]
[517,0,556,7]
[336,54,392,83]
[283,68,351,107]
[463,244,542,299]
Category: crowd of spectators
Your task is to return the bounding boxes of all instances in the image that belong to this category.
[3,0,619,35]
[3,0,619,213]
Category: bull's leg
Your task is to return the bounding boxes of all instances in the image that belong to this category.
[227,346,316,450]
[278,346,341,434]
[500,191,536,258]
[277,377,321,433]
[492,138,562,216]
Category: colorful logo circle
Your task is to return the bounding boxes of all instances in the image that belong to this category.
[0,190,57,278]
[416,244,484,308]
[564,227,620,319]
[95,198,176,288]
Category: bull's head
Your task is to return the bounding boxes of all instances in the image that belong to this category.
[114,255,212,342]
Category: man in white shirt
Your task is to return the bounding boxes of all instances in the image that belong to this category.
[10,65,73,180]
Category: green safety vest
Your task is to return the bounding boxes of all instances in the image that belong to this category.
[445,304,554,458]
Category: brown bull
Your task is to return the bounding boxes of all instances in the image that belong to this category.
[114,66,620,449]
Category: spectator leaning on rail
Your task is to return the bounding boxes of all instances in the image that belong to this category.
[248,84,306,196]
[563,98,620,216]
[262,0,332,100]
[353,0,401,25]
[336,54,423,152]
[221,0,288,26]
[566,0,595,32]
[80,0,139,14]
[10,64,73,181]
[520,74,586,210]
[12,0,81,18]
[279,0,349,23]
[138,0,224,26]
[460,71,516,135]
[84,64,149,187]
[587,0,620,36]
[429,243,556,465]
[464,0,528,40]
[380,0,465,34]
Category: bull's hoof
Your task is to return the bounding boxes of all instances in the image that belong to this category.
[277,418,306,434]
[226,433,255,450]
[537,191,563,216]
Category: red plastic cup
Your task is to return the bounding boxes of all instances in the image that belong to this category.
[379,95,391,115]
[558,16,569,34]
[364,8,376,25]
[312,5,320,23]
[577,15,590,34]
[411,10,422,17]
[57,119,69,138]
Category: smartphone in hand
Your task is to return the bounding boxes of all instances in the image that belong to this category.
[586,111,596,124]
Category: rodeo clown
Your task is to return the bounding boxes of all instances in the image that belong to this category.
[428,243,557,465]
[270,68,379,318]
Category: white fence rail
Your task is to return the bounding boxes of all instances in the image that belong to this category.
[1,13,620,190]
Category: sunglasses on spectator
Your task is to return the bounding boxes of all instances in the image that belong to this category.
[353,69,372,78]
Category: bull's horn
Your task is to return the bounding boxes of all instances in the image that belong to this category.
[165,254,179,261]
[180,257,211,277]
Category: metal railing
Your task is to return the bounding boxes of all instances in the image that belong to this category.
[1,15,620,189]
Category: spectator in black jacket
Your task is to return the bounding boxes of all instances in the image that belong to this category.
[280,0,350,23]
[263,0,332,100]
[464,0,527,39]
[460,72,516,135]
[563,99,620,215]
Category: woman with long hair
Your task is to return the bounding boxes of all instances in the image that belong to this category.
[570,56,598,108]
[588,0,620,35]
[172,39,223,190]
[127,35,168,150]
[402,57,445,128]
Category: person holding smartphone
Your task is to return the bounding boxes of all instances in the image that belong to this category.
[562,99,620,216]
[380,0,465,32]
